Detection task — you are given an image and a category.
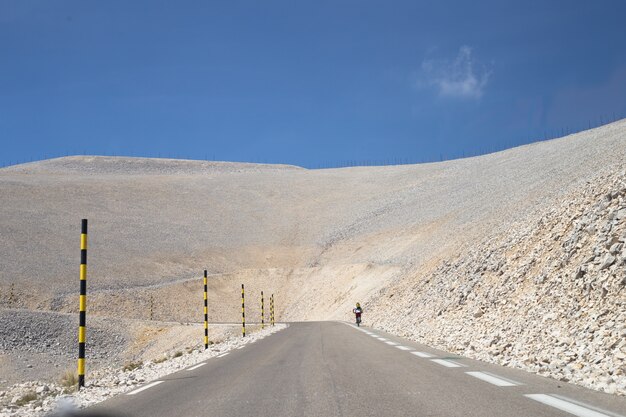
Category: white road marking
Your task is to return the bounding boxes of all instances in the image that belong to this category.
[395,346,412,351]
[466,371,519,387]
[126,381,163,396]
[377,338,389,341]
[237,346,244,349]
[384,341,399,346]
[550,395,626,417]
[187,363,206,371]
[216,352,229,358]
[525,394,623,417]
[431,359,464,368]
[411,351,434,358]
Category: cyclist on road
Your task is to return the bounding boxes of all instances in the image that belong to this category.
[353,303,363,326]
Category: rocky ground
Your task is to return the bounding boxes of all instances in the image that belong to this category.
[0,324,286,416]
[0,308,265,391]
[370,168,626,395]
[0,310,129,387]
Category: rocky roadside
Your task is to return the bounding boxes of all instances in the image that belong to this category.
[0,310,130,389]
[371,169,626,396]
[0,324,286,417]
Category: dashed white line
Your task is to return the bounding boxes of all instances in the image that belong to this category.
[395,346,412,351]
[411,351,434,358]
[126,381,163,396]
[525,394,622,417]
[377,338,389,341]
[237,346,245,349]
[216,352,230,358]
[551,395,626,417]
[466,371,519,387]
[187,363,206,371]
[384,341,399,346]
[430,359,464,368]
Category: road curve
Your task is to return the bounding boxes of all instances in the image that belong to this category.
[86,322,626,417]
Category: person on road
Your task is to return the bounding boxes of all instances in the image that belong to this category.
[353,303,363,326]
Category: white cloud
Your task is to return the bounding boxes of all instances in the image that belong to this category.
[418,46,492,100]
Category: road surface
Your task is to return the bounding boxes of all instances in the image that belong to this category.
[88,322,626,417]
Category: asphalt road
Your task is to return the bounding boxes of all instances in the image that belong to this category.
[87,322,626,417]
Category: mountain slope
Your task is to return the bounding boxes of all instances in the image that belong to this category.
[0,120,625,394]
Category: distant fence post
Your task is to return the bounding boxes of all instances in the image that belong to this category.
[271,294,275,326]
[241,284,245,337]
[261,291,265,330]
[204,270,208,349]
[78,219,87,389]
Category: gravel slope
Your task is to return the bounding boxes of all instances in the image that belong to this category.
[370,168,626,395]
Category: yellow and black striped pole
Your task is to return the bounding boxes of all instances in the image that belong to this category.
[271,293,275,326]
[241,284,245,337]
[203,270,208,349]
[78,219,87,389]
[261,291,265,329]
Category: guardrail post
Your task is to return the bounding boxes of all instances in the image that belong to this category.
[271,293,275,326]
[261,291,265,330]
[78,219,87,389]
[241,284,245,337]
[204,270,208,349]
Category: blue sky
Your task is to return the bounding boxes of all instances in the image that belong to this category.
[1,1,626,168]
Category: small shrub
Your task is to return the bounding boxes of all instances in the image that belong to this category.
[173,351,183,358]
[122,361,142,372]
[153,356,167,364]
[15,391,37,406]
[59,370,78,388]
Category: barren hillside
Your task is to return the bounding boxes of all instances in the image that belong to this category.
[0,119,625,394]
[371,168,626,394]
